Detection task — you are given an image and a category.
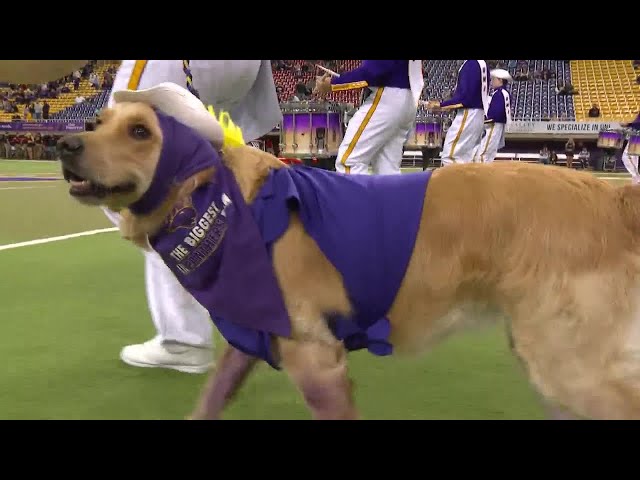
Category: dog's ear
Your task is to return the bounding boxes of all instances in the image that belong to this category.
[221,145,287,202]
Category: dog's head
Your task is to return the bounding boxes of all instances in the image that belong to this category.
[58,102,164,212]
[58,101,221,215]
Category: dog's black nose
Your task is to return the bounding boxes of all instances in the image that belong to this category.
[57,136,84,159]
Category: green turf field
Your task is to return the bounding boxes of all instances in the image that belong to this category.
[0,160,631,419]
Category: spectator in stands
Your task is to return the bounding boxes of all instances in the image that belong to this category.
[103,72,113,88]
[89,72,100,89]
[75,95,86,104]
[556,80,566,95]
[275,85,284,101]
[634,60,640,69]
[33,100,43,120]
[2,98,10,112]
[542,68,551,81]
[636,74,640,85]
[588,103,601,118]
[73,77,80,91]
[295,82,310,100]
[549,149,558,165]
[28,103,35,119]
[42,101,50,120]
[539,145,550,164]
[22,104,29,120]
[305,77,316,95]
[559,112,568,121]
[73,69,81,80]
[33,133,43,160]
[565,137,576,169]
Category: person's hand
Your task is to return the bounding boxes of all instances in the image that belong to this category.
[423,100,441,111]
[313,74,332,96]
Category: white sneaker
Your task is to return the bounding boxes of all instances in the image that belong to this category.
[120,336,214,374]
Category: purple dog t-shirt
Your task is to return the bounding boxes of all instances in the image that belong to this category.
[252,167,431,356]
[132,111,431,368]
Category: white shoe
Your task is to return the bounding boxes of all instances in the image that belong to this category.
[120,336,214,374]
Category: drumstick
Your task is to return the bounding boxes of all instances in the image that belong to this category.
[315,64,340,77]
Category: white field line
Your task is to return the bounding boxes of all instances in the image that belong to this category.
[0,185,58,191]
[0,228,118,252]
[0,159,57,163]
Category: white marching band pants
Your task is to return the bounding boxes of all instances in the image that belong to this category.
[621,142,640,185]
[471,122,505,163]
[440,108,485,166]
[335,87,416,175]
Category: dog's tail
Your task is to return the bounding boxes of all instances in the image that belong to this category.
[617,184,640,237]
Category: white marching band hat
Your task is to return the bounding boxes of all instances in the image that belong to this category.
[490,68,513,83]
[113,82,225,148]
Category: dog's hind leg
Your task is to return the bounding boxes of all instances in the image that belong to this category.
[505,322,579,420]
[277,337,358,420]
[189,345,258,420]
[508,283,640,420]
[539,398,580,420]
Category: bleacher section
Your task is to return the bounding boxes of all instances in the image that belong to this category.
[0,62,116,122]
[504,60,575,121]
[421,60,575,121]
[273,60,362,105]
[2,60,636,125]
[50,90,110,120]
[50,63,115,120]
[571,60,640,122]
[275,60,580,121]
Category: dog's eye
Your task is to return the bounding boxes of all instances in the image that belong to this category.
[130,124,150,140]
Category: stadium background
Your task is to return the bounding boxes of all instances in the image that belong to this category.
[0,60,637,419]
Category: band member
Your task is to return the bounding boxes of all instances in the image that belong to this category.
[314,60,423,175]
[471,69,512,163]
[621,111,640,184]
[425,60,490,166]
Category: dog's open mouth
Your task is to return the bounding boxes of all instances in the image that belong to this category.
[63,167,136,198]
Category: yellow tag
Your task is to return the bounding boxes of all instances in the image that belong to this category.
[207,105,245,147]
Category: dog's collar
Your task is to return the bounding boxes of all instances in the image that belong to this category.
[129,110,220,216]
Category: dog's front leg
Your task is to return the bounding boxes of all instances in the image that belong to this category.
[277,337,358,420]
[189,344,258,420]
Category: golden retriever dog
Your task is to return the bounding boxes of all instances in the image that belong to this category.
[58,99,640,420]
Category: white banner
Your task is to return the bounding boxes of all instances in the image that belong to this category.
[506,121,622,135]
